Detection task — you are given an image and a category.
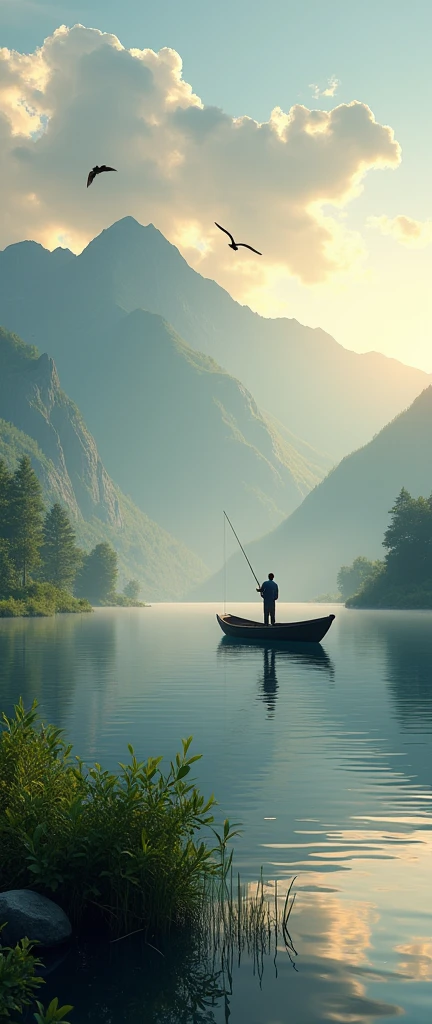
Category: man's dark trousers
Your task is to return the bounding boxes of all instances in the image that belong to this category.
[264,601,276,625]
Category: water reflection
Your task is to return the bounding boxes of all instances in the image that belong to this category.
[218,639,335,717]
[0,614,117,726]
[259,648,278,716]
[42,908,405,1024]
[384,623,432,731]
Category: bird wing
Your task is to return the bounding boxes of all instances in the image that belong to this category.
[100,166,117,173]
[237,243,262,255]
[87,168,96,188]
[215,222,235,245]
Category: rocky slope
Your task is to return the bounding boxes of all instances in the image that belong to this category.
[0,328,206,599]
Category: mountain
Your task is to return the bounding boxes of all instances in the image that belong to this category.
[191,386,432,601]
[0,218,429,459]
[0,327,206,599]
[64,309,329,566]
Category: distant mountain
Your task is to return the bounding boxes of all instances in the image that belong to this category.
[0,218,429,459]
[191,386,432,601]
[0,328,206,599]
[66,309,329,566]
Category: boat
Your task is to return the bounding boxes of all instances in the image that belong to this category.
[216,612,335,643]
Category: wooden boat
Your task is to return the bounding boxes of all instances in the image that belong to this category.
[216,612,335,643]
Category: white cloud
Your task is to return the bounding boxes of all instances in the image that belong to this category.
[309,75,341,99]
[369,213,432,248]
[0,26,401,303]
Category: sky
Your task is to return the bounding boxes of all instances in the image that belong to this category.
[0,0,431,371]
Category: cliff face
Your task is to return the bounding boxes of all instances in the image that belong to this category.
[0,329,122,526]
[0,328,207,599]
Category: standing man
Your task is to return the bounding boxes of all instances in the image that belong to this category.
[257,573,279,625]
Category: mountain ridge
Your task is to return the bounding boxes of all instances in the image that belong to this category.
[0,217,430,460]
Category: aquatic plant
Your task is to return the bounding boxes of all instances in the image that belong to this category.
[0,700,237,939]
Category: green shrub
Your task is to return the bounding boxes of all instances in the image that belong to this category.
[0,931,73,1023]
[0,928,43,1019]
[0,584,91,618]
[0,701,235,939]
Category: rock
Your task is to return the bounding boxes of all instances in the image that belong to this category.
[0,890,72,948]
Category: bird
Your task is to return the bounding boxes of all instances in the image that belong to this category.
[87,165,117,188]
[215,222,262,255]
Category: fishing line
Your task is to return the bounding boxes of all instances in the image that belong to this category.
[223,510,227,616]
[223,511,261,589]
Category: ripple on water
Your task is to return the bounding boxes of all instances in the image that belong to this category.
[1,603,431,1022]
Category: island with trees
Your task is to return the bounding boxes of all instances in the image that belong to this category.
[0,456,144,616]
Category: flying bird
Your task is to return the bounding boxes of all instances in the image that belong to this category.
[87,165,117,188]
[215,222,262,255]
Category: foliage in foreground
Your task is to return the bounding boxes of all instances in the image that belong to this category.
[0,701,236,939]
[346,487,432,608]
[0,927,72,1023]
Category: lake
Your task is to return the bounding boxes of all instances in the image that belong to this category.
[1,603,431,1023]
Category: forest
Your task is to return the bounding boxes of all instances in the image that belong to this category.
[342,487,432,608]
[0,456,141,615]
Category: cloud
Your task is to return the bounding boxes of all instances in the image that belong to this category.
[369,213,432,248]
[0,26,401,304]
[309,75,341,99]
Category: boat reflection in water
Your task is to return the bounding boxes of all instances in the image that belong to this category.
[218,638,335,716]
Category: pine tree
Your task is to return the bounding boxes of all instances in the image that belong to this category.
[123,579,140,602]
[0,539,17,598]
[0,459,12,540]
[384,487,432,584]
[75,542,118,605]
[7,456,44,587]
[41,503,82,591]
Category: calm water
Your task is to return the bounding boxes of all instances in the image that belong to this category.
[1,603,432,1023]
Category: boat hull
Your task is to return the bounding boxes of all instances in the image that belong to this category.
[216,612,335,643]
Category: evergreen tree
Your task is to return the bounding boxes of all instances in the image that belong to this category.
[41,503,82,591]
[0,539,17,598]
[384,487,432,584]
[0,459,12,540]
[75,542,118,605]
[7,456,44,587]
[123,579,141,602]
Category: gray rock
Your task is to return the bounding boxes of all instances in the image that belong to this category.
[0,890,72,948]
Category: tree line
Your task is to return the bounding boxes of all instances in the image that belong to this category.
[0,456,140,605]
[339,487,432,608]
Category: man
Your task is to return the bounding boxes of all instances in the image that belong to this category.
[257,573,279,625]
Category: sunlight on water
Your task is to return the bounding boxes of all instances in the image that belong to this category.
[1,603,431,1022]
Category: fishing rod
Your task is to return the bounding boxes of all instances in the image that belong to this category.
[223,511,261,589]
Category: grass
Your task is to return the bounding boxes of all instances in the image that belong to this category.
[0,584,91,618]
[201,872,298,985]
[0,701,237,939]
